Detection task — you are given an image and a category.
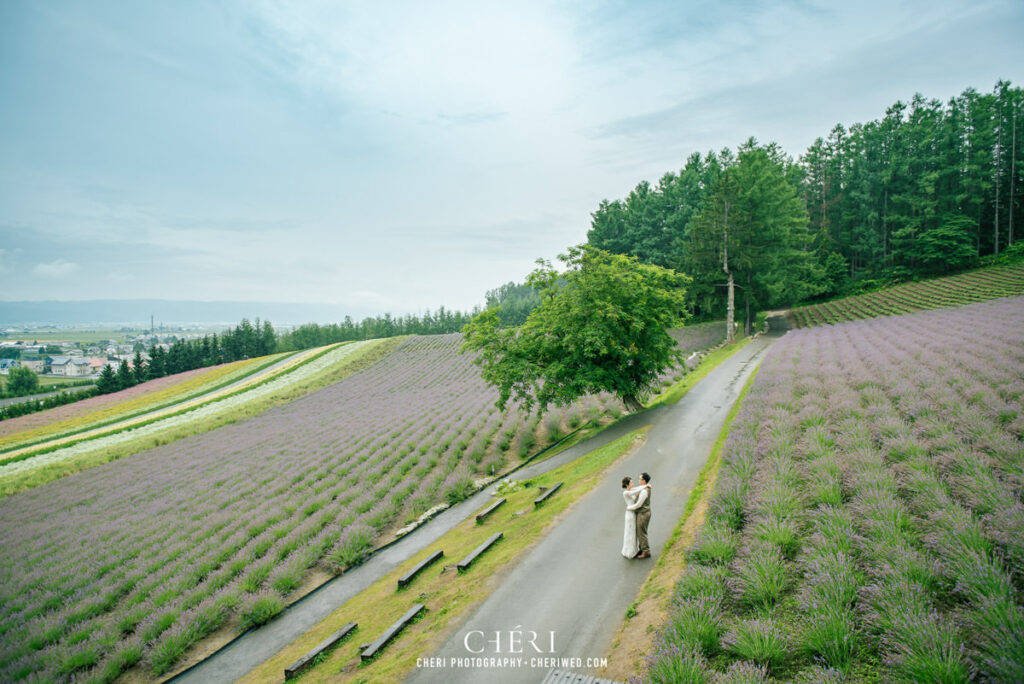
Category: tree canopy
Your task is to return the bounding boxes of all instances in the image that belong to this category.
[686,143,823,332]
[6,366,39,396]
[461,245,689,414]
[484,281,541,327]
[587,81,1023,318]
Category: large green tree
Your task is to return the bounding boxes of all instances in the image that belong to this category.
[96,365,118,394]
[461,245,689,414]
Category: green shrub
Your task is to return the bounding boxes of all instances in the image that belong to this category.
[239,591,285,630]
[800,606,858,670]
[734,544,788,610]
[646,643,710,684]
[723,618,788,669]
[663,597,722,655]
[688,523,738,566]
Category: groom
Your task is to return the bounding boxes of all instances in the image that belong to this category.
[628,472,652,559]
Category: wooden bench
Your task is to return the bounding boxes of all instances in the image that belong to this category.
[457,532,503,573]
[475,497,506,524]
[360,605,425,661]
[397,550,443,590]
[534,482,563,507]
[284,622,357,679]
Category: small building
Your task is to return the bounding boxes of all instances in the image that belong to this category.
[88,358,113,375]
[48,356,72,376]
[67,358,92,377]
[20,358,45,374]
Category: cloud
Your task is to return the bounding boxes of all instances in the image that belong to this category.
[32,259,80,279]
[0,248,16,274]
[247,1,576,119]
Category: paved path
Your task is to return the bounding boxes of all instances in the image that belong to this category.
[405,334,775,684]
[170,335,775,684]
[0,385,94,408]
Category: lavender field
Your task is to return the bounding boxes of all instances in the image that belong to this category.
[641,297,1024,682]
[0,334,625,683]
[669,321,727,356]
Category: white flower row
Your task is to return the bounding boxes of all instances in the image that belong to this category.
[0,341,372,479]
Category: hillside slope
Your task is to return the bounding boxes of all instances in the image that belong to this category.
[0,334,620,683]
[641,295,1024,681]
[788,261,1024,328]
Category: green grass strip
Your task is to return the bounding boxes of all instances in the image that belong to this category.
[0,348,333,466]
[0,352,296,456]
[236,427,651,684]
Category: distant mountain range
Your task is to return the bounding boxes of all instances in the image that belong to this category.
[0,300,364,327]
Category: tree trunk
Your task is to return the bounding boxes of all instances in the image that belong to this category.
[726,272,735,344]
[744,284,752,337]
[723,199,735,344]
[622,394,644,413]
[1011,104,1017,246]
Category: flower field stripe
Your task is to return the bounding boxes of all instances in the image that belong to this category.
[0,350,298,456]
[0,353,282,450]
[0,344,343,470]
[0,341,375,487]
[640,295,1024,682]
[0,333,622,682]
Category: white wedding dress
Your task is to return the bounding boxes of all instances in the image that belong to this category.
[621,488,639,558]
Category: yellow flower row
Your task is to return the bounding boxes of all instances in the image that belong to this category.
[0,353,283,452]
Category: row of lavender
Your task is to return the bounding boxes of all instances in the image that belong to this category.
[640,297,1024,682]
[650,321,728,391]
[0,334,619,684]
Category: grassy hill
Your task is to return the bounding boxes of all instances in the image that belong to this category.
[788,261,1024,328]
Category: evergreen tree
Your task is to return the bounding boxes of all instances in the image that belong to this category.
[116,360,134,390]
[132,351,147,384]
[688,142,823,332]
[96,365,118,394]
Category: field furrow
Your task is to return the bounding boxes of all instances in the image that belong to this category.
[788,262,1024,329]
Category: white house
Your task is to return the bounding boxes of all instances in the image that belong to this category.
[49,356,72,376]
[67,358,92,377]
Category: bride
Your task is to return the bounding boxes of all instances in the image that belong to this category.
[621,476,639,558]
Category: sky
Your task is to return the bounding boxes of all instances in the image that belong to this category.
[1,0,1022,320]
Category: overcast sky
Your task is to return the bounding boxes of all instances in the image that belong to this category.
[2,0,1022,318]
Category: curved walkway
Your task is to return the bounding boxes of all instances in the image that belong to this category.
[406,333,775,684]
[171,334,776,684]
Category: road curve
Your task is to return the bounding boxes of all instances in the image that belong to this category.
[0,385,94,408]
[405,333,776,684]
[169,335,775,684]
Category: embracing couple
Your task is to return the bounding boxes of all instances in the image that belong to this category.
[620,473,651,559]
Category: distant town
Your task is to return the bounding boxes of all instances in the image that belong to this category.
[0,327,225,380]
